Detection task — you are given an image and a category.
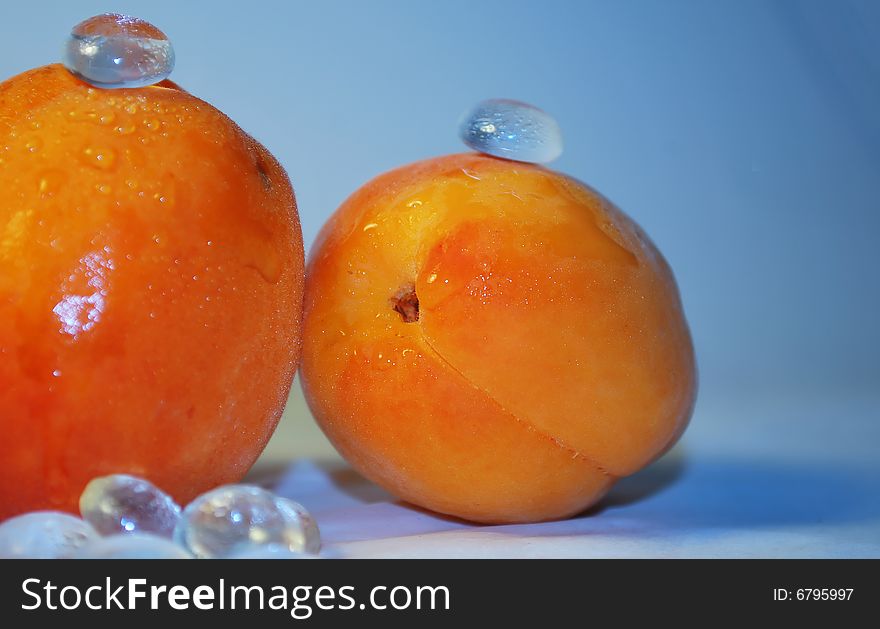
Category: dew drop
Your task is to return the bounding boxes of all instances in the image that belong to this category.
[81,146,116,170]
[37,169,67,197]
[458,99,563,164]
[62,13,175,89]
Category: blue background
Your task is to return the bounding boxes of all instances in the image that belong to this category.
[3,1,878,556]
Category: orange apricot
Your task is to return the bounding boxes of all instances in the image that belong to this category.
[301,153,695,523]
[0,64,304,519]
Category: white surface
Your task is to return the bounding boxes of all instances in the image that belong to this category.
[252,390,880,559]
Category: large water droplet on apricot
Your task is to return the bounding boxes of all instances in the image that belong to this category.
[459,99,563,164]
[63,14,175,89]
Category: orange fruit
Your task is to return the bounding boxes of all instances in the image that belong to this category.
[0,64,304,519]
[301,153,695,523]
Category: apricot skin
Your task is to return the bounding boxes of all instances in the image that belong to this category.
[0,65,304,519]
[301,153,696,524]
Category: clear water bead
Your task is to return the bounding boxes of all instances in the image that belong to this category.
[63,13,175,89]
[0,512,96,558]
[74,534,191,559]
[79,474,181,538]
[458,99,563,164]
[174,485,321,558]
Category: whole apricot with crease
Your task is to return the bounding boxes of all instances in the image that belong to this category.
[301,153,696,524]
[0,64,304,519]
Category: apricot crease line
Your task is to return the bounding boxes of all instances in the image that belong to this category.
[417,329,613,479]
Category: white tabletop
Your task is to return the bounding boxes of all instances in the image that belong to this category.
[252,382,880,558]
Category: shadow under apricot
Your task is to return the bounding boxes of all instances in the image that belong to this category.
[248,449,880,532]
[585,451,880,530]
[591,451,688,513]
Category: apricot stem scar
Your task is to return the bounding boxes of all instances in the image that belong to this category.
[391,285,419,323]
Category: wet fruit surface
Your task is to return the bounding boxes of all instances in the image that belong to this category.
[301,153,696,523]
[0,64,304,519]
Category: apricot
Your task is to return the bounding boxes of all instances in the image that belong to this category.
[301,153,696,523]
[0,65,304,519]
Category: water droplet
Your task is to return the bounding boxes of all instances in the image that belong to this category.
[62,13,175,89]
[37,168,68,198]
[174,485,321,558]
[79,474,181,538]
[74,533,191,558]
[0,512,97,558]
[458,99,563,164]
[114,121,136,135]
[81,146,116,170]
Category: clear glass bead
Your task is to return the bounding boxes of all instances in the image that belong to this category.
[79,474,181,538]
[458,99,563,163]
[174,485,322,558]
[62,13,175,88]
[74,533,191,559]
[0,512,97,558]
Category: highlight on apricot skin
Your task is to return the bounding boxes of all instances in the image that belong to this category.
[301,153,696,524]
[0,64,305,520]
